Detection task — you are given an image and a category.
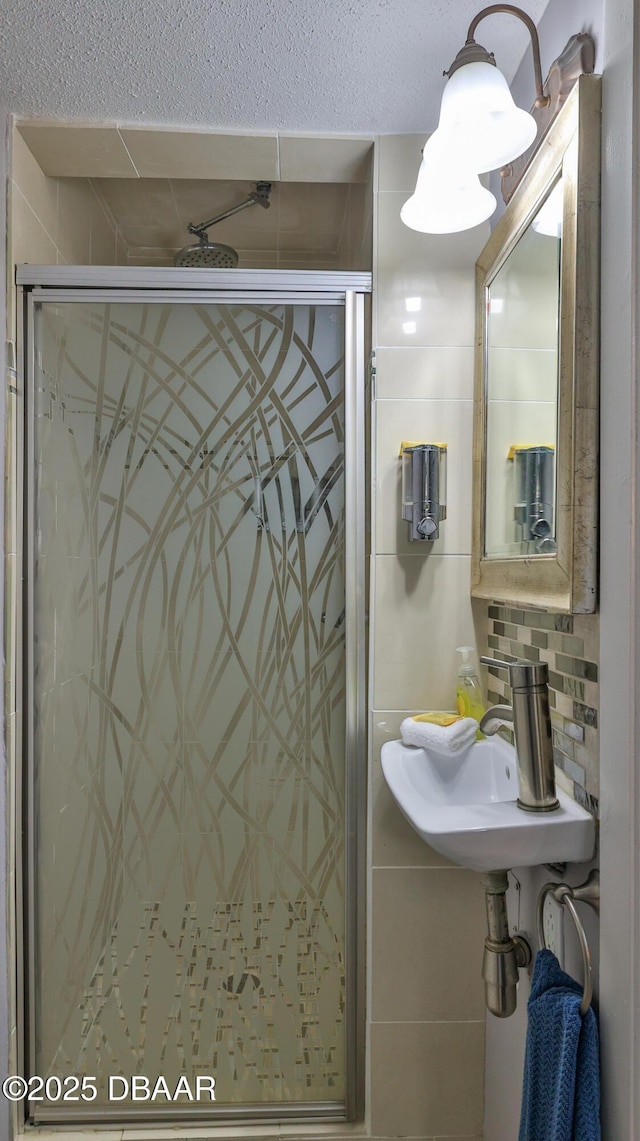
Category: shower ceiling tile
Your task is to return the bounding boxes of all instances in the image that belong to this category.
[18,124,138,177]
[120,128,279,181]
[279,135,373,183]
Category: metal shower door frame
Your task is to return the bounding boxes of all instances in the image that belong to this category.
[15,267,369,1128]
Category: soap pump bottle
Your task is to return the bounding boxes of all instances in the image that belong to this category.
[455,646,485,734]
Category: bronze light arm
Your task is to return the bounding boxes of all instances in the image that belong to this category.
[445,4,550,109]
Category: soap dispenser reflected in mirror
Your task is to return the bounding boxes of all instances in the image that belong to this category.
[400,442,447,541]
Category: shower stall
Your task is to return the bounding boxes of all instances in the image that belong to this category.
[15,267,368,1126]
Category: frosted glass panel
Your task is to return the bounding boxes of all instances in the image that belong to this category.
[30,301,346,1116]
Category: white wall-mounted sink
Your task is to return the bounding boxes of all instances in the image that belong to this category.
[380,735,595,871]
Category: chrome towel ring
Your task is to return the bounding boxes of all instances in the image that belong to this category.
[536,869,600,1016]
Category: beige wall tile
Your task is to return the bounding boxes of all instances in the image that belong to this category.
[341,181,374,271]
[18,124,138,177]
[12,131,59,242]
[375,193,488,347]
[372,757,453,868]
[11,185,57,265]
[126,254,176,267]
[119,222,193,249]
[371,710,422,754]
[488,345,557,402]
[116,235,129,266]
[370,1020,485,1137]
[374,398,473,555]
[236,251,280,268]
[376,345,474,401]
[121,129,279,181]
[277,230,341,254]
[279,135,373,183]
[372,554,477,709]
[372,867,485,1021]
[89,192,117,265]
[377,134,425,194]
[278,181,349,235]
[56,178,92,264]
[95,177,178,229]
[277,256,340,270]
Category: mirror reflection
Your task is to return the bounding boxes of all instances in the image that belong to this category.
[484,177,562,558]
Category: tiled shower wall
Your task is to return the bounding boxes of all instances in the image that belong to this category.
[484,605,599,811]
[9,125,373,275]
[8,130,123,272]
[368,135,491,1141]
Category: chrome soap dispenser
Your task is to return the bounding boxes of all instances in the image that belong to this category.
[400,442,447,541]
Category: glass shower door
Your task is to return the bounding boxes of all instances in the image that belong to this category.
[25,294,359,1123]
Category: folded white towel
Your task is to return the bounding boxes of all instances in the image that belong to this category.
[400,716,478,756]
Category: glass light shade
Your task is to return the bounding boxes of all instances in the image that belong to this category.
[400,132,497,234]
[439,60,538,173]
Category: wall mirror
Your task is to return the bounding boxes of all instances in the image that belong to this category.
[471,74,601,613]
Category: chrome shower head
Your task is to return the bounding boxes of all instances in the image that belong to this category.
[174,234,239,268]
[174,182,272,268]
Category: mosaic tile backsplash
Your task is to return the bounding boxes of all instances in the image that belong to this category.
[486,604,599,817]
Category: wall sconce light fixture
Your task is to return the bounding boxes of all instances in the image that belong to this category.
[402,4,550,234]
[400,131,497,235]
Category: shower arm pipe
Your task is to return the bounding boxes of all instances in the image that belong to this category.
[462,4,550,108]
[189,184,272,237]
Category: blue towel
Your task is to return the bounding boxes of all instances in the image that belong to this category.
[519,948,600,1141]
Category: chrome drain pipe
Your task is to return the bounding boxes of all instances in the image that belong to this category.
[481,870,531,1017]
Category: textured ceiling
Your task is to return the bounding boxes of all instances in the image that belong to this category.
[2,0,551,134]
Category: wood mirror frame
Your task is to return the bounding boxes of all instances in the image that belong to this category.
[471,74,601,613]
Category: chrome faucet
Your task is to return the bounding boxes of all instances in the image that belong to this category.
[479,656,559,812]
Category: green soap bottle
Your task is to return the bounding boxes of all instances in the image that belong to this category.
[455,646,485,737]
